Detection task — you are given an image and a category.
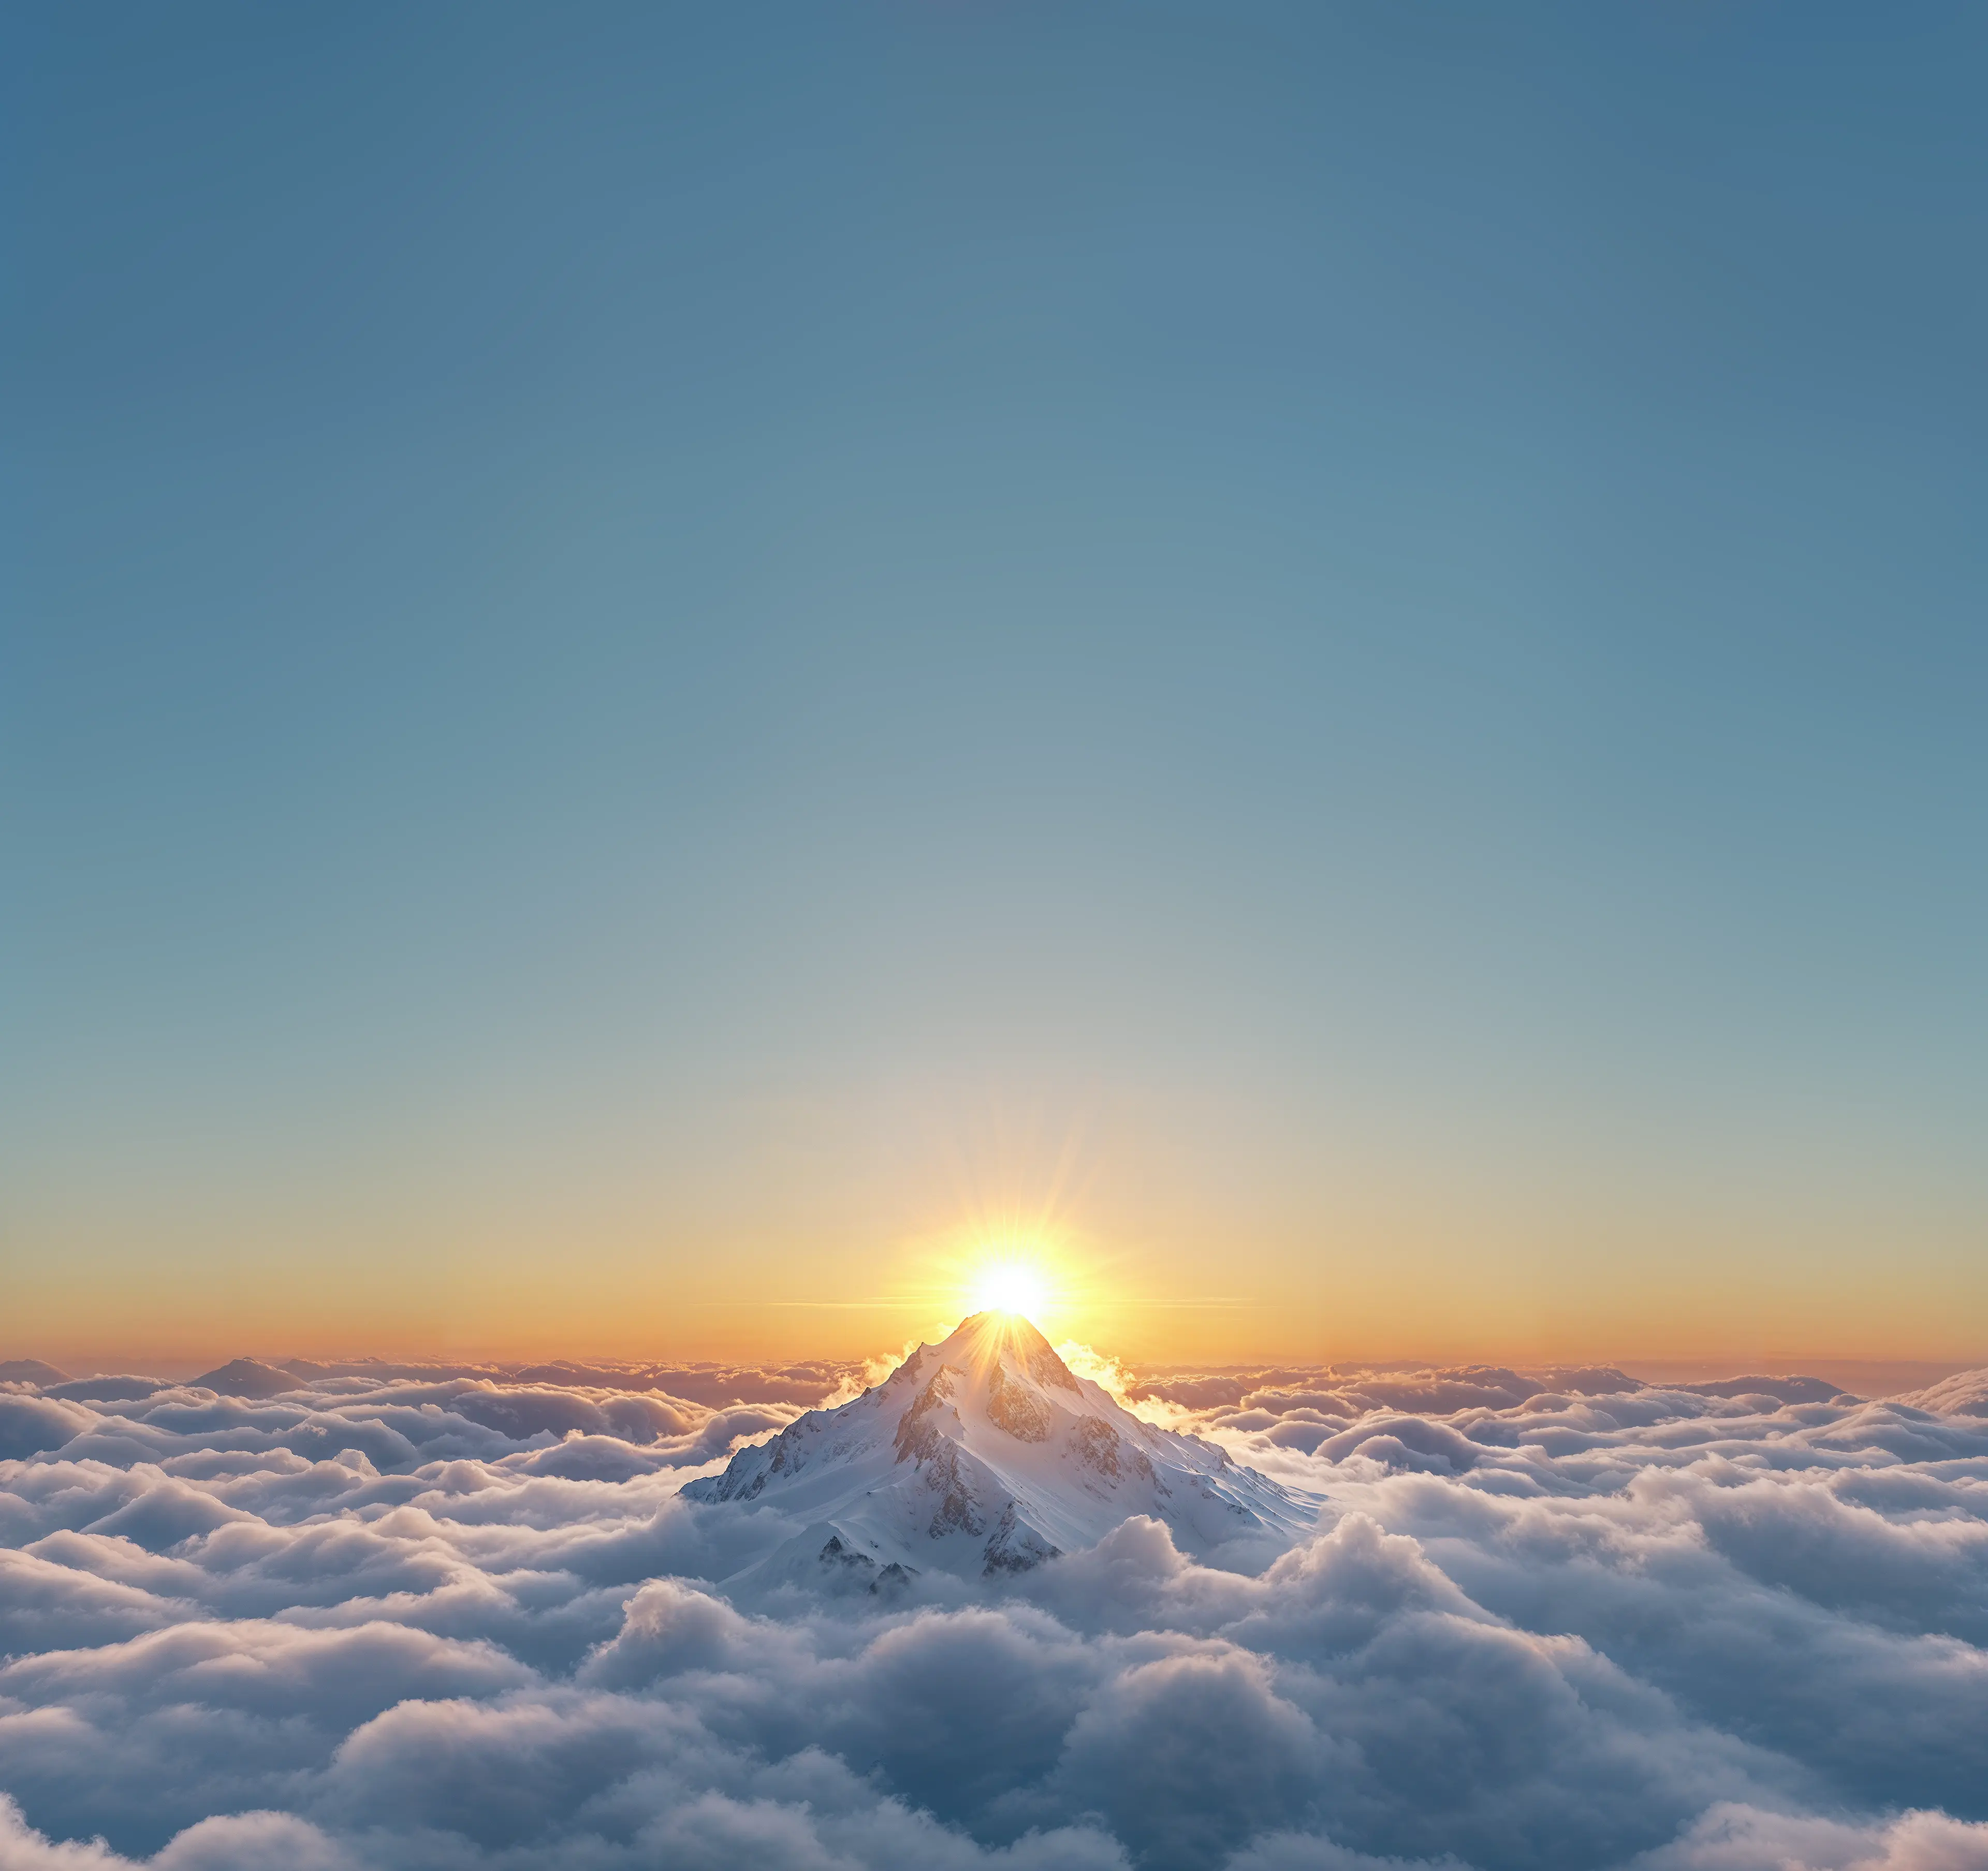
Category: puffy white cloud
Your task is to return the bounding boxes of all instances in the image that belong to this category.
[1,1361,1984,1868]
[0,1397,96,1464]
[0,1796,360,1871]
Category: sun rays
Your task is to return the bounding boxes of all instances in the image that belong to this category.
[968,1258,1048,1320]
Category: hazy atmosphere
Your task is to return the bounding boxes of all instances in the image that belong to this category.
[7,4,1985,1372]
[5,7,1987,1870]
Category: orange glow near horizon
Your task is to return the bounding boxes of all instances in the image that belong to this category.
[10,1195,1988,1379]
[19,1015,1985,1377]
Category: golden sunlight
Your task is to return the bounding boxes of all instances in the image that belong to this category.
[970,1259,1048,1319]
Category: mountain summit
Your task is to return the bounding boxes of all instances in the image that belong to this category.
[683,1312,1310,1588]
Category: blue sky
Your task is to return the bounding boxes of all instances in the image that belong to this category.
[3,4,1984,1364]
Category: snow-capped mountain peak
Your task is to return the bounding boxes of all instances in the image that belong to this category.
[683,1312,1312,1587]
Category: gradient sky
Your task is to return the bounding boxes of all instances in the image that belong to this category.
[4,4,1984,1371]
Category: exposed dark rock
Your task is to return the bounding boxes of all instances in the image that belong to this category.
[987,1363,1052,1442]
[1069,1414,1121,1477]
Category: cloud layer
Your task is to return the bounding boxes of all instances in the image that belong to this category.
[3,1359,1986,1870]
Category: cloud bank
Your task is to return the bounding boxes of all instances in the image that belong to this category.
[2,1357,1986,1869]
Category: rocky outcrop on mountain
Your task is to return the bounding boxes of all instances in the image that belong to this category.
[684,1311,1310,1586]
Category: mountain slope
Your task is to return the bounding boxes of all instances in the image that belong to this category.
[189,1357,303,1398]
[683,1312,1312,1585]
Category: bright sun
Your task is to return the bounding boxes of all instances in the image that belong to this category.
[971,1261,1048,1319]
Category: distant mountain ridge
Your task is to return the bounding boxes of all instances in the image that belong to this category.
[684,1311,1312,1587]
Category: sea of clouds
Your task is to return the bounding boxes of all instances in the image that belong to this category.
[3,1350,1987,1871]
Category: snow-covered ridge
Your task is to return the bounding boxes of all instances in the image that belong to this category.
[683,1310,1313,1586]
